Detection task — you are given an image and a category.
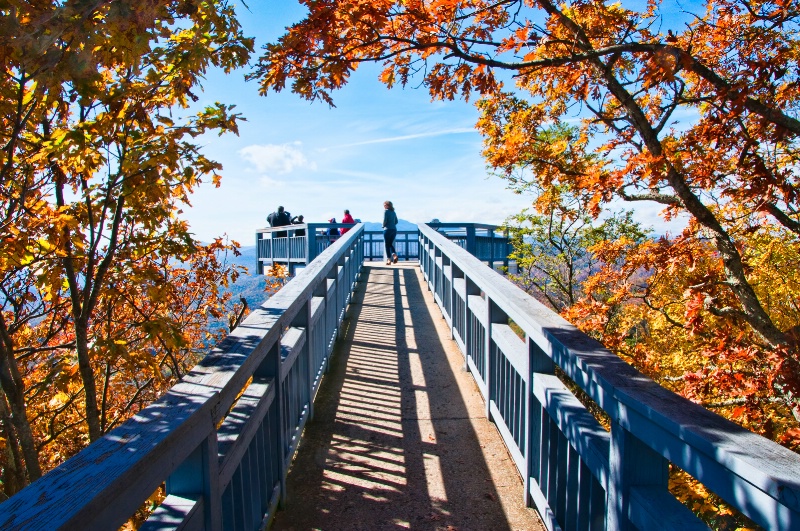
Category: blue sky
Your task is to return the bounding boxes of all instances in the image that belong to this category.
[184,1,690,245]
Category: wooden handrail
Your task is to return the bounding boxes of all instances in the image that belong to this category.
[418,223,800,531]
[0,227,366,530]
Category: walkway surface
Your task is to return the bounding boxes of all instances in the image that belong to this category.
[271,263,544,531]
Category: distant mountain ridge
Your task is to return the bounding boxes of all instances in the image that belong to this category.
[361,219,417,231]
[225,245,269,311]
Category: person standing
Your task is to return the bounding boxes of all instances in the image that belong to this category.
[382,201,398,265]
[340,209,355,235]
[267,206,292,237]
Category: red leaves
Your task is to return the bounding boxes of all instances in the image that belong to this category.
[684,291,706,333]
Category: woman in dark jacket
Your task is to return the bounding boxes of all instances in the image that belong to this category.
[382,201,398,265]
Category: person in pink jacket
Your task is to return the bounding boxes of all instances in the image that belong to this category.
[340,209,355,234]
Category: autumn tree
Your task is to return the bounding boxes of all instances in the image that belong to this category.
[1,0,252,493]
[254,0,800,420]
[505,182,648,311]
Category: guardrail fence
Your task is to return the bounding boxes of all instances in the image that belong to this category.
[0,225,366,530]
[257,222,510,275]
[418,223,800,531]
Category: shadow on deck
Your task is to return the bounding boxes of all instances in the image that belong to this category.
[271,263,543,530]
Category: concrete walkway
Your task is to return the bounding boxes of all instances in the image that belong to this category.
[271,263,544,531]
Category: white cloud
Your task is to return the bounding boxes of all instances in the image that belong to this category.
[327,128,477,150]
[239,142,317,175]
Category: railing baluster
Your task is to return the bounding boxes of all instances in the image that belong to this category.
[527,337,555,508]
[607,423,669,531]
[414,224,800,531]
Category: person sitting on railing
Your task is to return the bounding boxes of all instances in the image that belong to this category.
[340,209,355,235]
[267,205,292,237]
[291,214,305,236]
[328,218,339,242]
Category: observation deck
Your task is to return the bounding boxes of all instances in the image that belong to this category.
[0,224,798,530]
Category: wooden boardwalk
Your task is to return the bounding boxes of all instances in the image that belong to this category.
[271,263,543,531]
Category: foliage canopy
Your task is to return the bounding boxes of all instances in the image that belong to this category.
[0,0,252,496]
[256,0,800,448]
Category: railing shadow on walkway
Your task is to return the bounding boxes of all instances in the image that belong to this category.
[271,264,543,530]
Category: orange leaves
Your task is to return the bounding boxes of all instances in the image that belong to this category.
[684,291,706,333]
[0,0,254,489]
[379,68,396,88]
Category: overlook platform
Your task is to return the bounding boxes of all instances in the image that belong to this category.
[271,263,543,530]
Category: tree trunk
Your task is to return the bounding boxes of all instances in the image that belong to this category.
[74,322,102,442]
[592,59,790,349]
[0,350,41,483]
[0,393,27,496]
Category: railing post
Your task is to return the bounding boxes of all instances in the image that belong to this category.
[450,264,464,344]
[165,433,222,530]
[484,298,507,418]
[503,227,510,272]
[526,338,556,509]
[256,232,264,275]
[466,224,476,255]
[607,422,670,530]
[325,260,339,344]
[291,298,312,424]
[489,229,495,270]
[313,275,330,375]
[336,254,346,337]
[255,342,285,506]
[432,245,439,297]
[307,224,318,263]
[442,255,451,322]
[464,276,480,372]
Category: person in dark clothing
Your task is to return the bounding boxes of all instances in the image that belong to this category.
[340,209,355,235]
[291,214,305,236]
[328,218,338,242]
[382,201,398,265]
[267,206,291,237]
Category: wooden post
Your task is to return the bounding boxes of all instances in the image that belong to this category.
[326,260,340,341]
[489,229,495,270]
[466,224,476,256]
[464,276,480,372]
[442,256,451,322]
[292,299,312,422]
[449,263,463,341]
[165,433,222,531]
[606,422,669,531]
[337,254,347,337]
[526,338,556,508]
[307,224,318,263]
[484,298,507,419]
[255,342,284,506]
[256,232,263,275]
[503,227,510,271]
[313,275,330,375]
[432,245,439,299]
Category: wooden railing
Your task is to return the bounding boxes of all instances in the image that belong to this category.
[361,230,419,261]
[257,222,510,273]
[0,225,366,530]
[418,223,800,531]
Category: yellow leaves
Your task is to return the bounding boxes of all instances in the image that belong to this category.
[48,392,71,409]
[0,0,256,485]
[22,79,38,107]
